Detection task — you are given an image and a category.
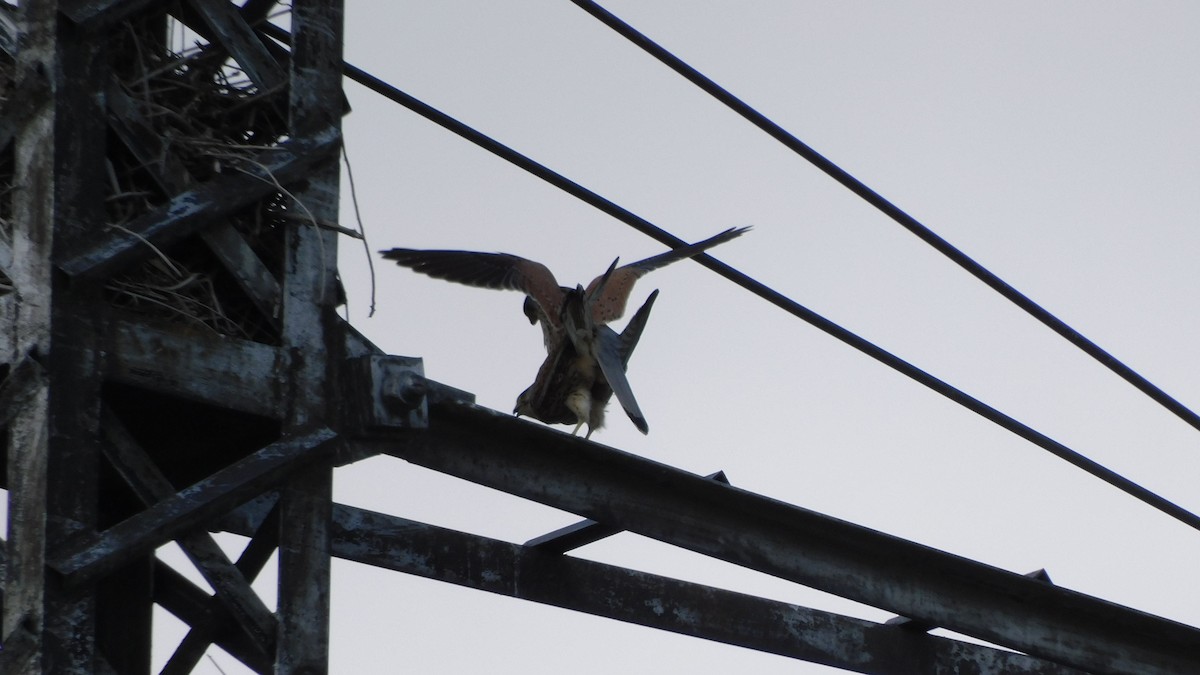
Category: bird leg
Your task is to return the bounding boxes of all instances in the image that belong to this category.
[565,387,592,437]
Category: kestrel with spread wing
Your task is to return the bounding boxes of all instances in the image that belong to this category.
[516,290,658,437]
[380,226,748,435]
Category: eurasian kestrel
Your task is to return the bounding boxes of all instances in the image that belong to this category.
[380,226,748,434]
[516,290,658,437]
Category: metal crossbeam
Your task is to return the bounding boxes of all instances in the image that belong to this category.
[0,5,16,56]
[182,0,286,91]
[161,506,281,675]
[100,408,278,654]
[885,569,1056,633]
[105,319,283,418]
[525,470,730,553]
[59,0,167,31]
[59,126,340,279]
[153,563,273,674]
[372,401,1200,675]
[48,427,338,585]
[330,505,1084,675]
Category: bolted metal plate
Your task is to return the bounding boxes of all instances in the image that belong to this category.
[347,354,429,433]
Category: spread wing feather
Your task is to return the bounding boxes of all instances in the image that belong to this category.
[380,248,565,327]
[585,226,750,325]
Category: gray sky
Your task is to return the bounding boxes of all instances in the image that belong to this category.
[149,2,1200,672]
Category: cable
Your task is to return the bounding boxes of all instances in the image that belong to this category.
[570,0,1200,437]
[254,23,1200,534]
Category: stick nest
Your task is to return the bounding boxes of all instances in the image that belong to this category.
[101,14,299,342]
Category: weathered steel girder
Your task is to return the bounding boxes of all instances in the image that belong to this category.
[365,401,1200,675]
[330,504,1086,675]
[3,1,350,672]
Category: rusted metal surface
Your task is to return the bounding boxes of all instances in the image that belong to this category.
[105,319,284,418]
[346,354,428,433]
[4,3,56,656]
[4,3,109,671]
[525,470,729,554]
[183,0,286,92]
[5,1,350,672]
[0,615,38,673]
[0,240,11,283]
[154,563,273,674]
[48,426,338,586]
[0,6,16,56]
[330,504,1085,675]
[101,408,277,654]
[161,506,280,675]
[0,355,46,429]
[59,0,167,32]
[374,401,1200,675]
[273,2,344,672]
[198,223,284,328]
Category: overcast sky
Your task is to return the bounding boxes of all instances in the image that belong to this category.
[150,3,1200,672]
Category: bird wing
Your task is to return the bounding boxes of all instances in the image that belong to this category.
[584,226,750,325]
[616,289,658,367]
[379,248,566,328]
[515,336,580,425]
[594,326,648,434]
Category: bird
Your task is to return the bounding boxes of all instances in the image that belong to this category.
[515,290,658,438]
[380,226,749,434]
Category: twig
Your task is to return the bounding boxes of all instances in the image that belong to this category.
[342,139,377,317]
[105,222,185,278]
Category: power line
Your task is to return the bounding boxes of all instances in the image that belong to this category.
[570,0,1200,438]
[254,23,1200,534]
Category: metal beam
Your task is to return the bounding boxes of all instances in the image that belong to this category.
[273,1,345,671]
[0,5,16,56]
[100,408,277,655]
[58,125,340,280]
[525,470,729,553]
[198,224,284,329]
[161,506,280,675]
[0,355,47,429]
[5,3,109,671]
[0,617,38,673]
[372,402,1200,675]
[153,562,273,674]
[47,427,338,586]
[104,78,192,192]
[330,505,1084,675]
[0,55,51,155]
[182,0,287,92]
[59,0,165,32]
[104,318,284,418]
[0,239,11,285]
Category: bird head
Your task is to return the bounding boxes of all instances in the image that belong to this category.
[514,387,534,417]
[560,285,588,330]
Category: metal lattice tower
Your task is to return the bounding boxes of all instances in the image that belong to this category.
[1,3,1199,674]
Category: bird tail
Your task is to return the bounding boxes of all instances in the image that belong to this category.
[595,328,648,434]
[617,289,659,367]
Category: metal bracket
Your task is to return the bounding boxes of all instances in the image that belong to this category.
[346,354,429,433]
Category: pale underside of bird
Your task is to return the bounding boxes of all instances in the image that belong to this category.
[515,290,658,438]
[380,226,748,436]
